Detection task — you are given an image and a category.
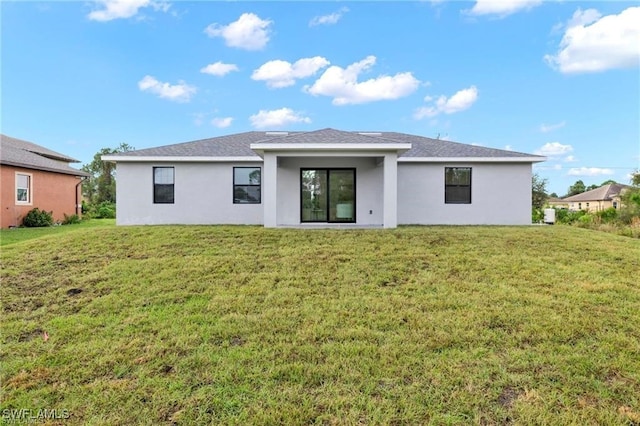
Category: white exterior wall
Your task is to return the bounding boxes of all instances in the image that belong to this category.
[397,162,532,225]
[115,162,263,225]
[274,156,384,226]
[114,160,534,226]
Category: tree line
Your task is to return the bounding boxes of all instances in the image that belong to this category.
[81,143,133,217]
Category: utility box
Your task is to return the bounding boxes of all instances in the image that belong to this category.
[544,208,555,225]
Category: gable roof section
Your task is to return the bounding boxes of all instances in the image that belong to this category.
[103,128,544,163]
[563,184,630,202]
[1,134,90,177]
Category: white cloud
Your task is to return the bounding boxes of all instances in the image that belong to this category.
[545,7,640,73]
[568,167,614,176]
[200,62,239,77]
[204,13,272,51]
[88,0,170,21]
[304,56,420,105]
[564,155,577,162]
[252,57,330,88]
[466,0,542,18]
[212,117,233,128]
[138,75,196,102]
[192,112,206,126]
[505,145,513,151]
[534,142,573,156]
[414,86,478,119]
[309,7,349,27]
[540,121,566,133]
[249,108,311,129]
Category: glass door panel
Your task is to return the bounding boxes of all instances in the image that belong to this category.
[301,169,328,222]
[328,170,355,222]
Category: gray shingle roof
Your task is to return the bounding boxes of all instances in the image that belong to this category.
[110,131,269,157]
[1,134,90,177]
[253,128,409,145]
[106,128,542,160]
[563,184,630,202]
[376,132,537,158]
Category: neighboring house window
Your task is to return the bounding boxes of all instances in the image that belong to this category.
[613,201,618,209]
[234,167,261,204]
[578,202,582,210]
[16,173,32,204]
[153,167,174,204]
[586,202,590,208]
[445,167,471,204]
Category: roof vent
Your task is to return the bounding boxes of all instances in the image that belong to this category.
[358,132,382,136]
[265,131,288,136]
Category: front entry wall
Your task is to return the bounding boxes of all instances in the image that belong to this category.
[275,157,384,226]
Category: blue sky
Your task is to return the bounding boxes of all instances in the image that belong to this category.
[2,1,639,195]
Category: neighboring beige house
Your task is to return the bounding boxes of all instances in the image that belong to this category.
[547,197,568,209]
[563,183,630,212]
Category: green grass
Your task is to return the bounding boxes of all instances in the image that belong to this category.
[0,219,115,247]
[1,225,639,425]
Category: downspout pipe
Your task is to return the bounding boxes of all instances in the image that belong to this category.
[75,177,86,216]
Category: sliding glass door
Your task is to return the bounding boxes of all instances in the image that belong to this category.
[301,169,355,223]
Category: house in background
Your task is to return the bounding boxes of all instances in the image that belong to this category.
[547,197,569,209]
[102,128,545,228]
[0,134,90,228]
[563,183,630,212]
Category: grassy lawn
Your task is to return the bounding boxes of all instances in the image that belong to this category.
[1,225,639,424]
[0,219,115,247]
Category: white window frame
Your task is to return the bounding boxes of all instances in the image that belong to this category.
[15,172,33,205]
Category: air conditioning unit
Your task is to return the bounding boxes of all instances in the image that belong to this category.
[544,208,555,225]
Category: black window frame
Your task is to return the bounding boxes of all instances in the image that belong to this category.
[233,167,261,204]
[153,167,175,204]
[444,167,472,204]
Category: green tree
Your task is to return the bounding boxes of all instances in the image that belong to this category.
[618,171,640,223]
[566,180,586,197]
[82,143,134,205]
[532,173,548,210]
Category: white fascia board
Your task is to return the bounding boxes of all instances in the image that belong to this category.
[398,156,546,163]
[101,155,262,163]
[250,143,412,152]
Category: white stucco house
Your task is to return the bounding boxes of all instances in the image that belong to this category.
[102,128,545,228]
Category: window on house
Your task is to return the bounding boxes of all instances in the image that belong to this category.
[613,201,618,209]
[16,173,32,204]
[445,167,471,204]
[234,167,261,204]
[153,167,174,204]
[578,202,582,210]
